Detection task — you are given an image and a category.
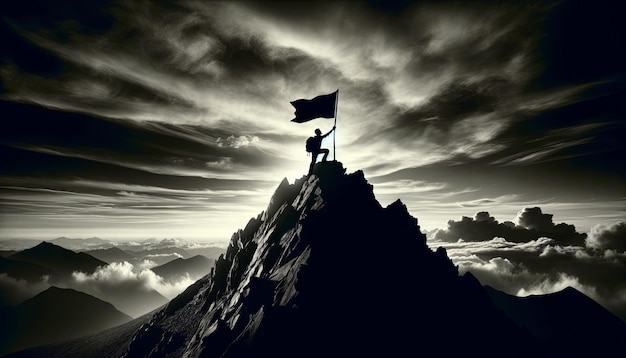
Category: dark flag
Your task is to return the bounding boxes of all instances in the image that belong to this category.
[290,90,338,123]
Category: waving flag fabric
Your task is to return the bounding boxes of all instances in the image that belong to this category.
[290,91,337,123]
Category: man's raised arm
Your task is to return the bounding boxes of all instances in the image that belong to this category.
[322,126,336,138]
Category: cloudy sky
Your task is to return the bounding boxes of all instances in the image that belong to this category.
[1,0,624,244]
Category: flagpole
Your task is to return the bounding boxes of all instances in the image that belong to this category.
[333,89,338,161]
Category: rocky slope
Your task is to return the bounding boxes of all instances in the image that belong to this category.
[123,161,535,358]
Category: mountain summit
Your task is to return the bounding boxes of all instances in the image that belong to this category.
[123,161,533,357]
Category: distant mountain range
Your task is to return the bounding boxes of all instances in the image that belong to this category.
[0,241,217,318]
[0,286,131,356]
[0,256,53,283]
[83,247,136,263]
[7,242,106,280]
[91,286,168,319]
[50,237,111,250]
[0,238,225,261]
[151,255,214,281]
[0,239,45,251]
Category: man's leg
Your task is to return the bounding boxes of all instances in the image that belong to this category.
[320,148,329,162]
[309,153,318,175]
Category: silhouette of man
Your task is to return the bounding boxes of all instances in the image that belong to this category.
[308,126,335,175]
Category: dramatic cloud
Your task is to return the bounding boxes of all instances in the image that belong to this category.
[1,1,623,246]
[429,217,626,321]
[217,135,260,148]
[586,221,626,253]
[434,207,586,246]
[517,273,598,299]
[71,261,194,300]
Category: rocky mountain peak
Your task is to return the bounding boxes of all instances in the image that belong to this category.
[124,161,533,358]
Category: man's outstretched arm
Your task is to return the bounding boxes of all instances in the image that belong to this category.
[322,126,336,138]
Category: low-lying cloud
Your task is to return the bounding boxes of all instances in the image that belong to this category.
[429,211,626,321]
[0,273,50,306]
[71,261,193,300]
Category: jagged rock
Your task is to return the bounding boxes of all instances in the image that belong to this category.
[123,161,536,358]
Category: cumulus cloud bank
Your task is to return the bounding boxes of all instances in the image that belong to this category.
[586,221,626,253]
[434,207,587,246]
[430,213,626,321]
[71,261,193,300]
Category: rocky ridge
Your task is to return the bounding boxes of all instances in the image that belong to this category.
[123,161,534,358]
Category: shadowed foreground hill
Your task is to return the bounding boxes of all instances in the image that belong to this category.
[485,286,626,356]
[0,287,131,356]
[122,161,535,358]
[1,312,154,358]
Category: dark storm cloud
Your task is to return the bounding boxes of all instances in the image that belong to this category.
[1,0,114,34]
[484,80,626,175]
[0,14,205,121]
[0,100,277,178]
[434,207,586,246]
[4,0,621,174]
[384,76,511,137]
[1,0,358,135]
[0,99,279,238]
[351,1,623,176]
[0,19,65,78]
[533,0,626,88]
[0,0,114,75]
[1,0,623,242]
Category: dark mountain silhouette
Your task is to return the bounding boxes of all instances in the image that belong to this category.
[130,247,191,258]
[83,286,168,319]
[1,242,166,318]
[2,312,155,358]
[83,247,136,264]
[485,285,626,356]
[51,237,110,250]
[0,286,131,356]
[0,239,44,251]
[121,161,539,358]
[0,256,53,282]
[185,247,226,260]
[8,242,106,279]
[151,255,214,281]
[125,247,192,266]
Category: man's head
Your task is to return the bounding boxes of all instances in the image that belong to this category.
[315,129,321,135]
